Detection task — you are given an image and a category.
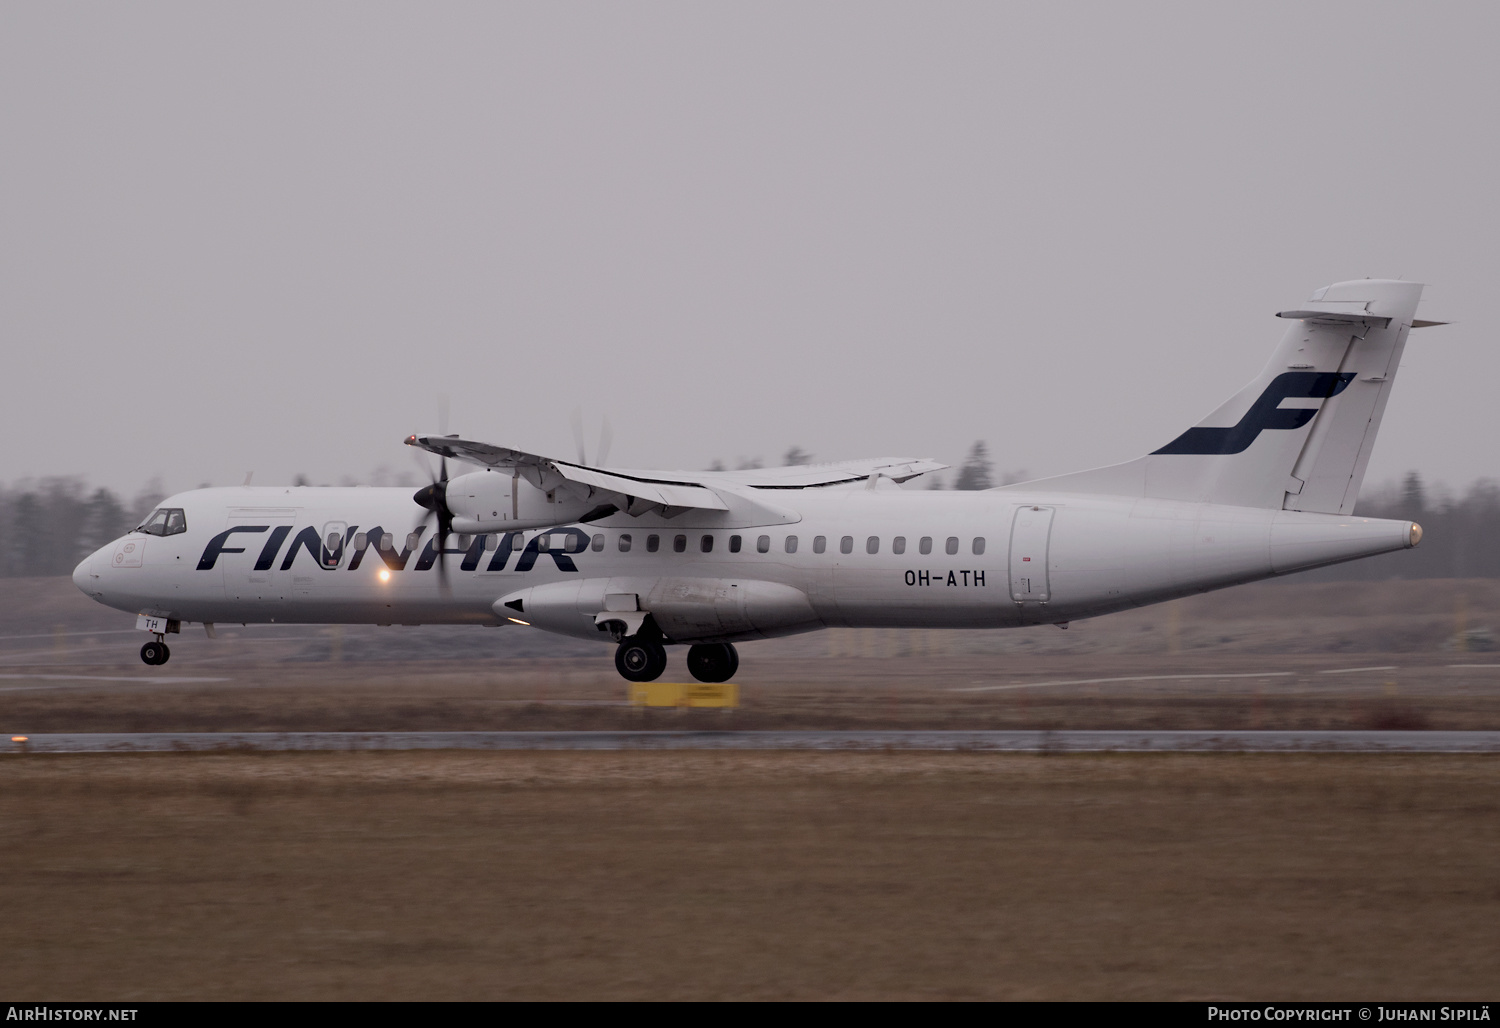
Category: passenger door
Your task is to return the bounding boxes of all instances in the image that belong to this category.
[1008,506,1055,606]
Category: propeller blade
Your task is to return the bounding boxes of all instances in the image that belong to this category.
[434,513,452,597]
[411,479,454,598]
[570,406,587,465]
[596,415,614,468]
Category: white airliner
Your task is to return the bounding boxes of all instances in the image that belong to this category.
[74,279,1441,682]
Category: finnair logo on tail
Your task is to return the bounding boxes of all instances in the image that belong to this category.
[1152,372,1355,456]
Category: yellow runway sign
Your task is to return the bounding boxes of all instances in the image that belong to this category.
[629,682,738,708]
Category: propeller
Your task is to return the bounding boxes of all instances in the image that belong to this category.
[408,403,614,595]
[412,450,455,596]
[411,396,456,595]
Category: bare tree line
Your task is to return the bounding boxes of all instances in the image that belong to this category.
[0,477,164,578]
[0,468,1488,579]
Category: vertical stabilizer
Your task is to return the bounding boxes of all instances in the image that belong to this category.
[1006,280,1427,513]
[1276,281,1422,514]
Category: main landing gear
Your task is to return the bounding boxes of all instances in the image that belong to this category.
[612,639,739,683]
[615,637,667,682]
[685,643,738,683]
[140,638,171,666]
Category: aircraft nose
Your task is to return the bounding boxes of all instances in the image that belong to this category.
[72,551,96,594]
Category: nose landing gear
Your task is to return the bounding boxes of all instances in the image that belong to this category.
[140,638,171,666]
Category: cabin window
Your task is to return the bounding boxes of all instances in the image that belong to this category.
[813,536,826,553]
[972,537,986,555]
[866,536,880,554]
[325,532,342,553]
[406,532,422,551]
[946,536,959,555]
[673,534,687,553]
[591,534,605,552]
[756,535,770,553]
[840,536,853,554]
[381,533,395,550]
[919,536,932,555]
[353,533,367,550]
[646,534,660,553]
[484,535,498,551]
[701,535,714,553]
[729,535,742,553]
[618,534,632,553]
[785,535,798,554]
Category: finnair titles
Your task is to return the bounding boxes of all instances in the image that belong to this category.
[76,280,1439,683]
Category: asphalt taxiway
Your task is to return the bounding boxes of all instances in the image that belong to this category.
[7,730,1500,753]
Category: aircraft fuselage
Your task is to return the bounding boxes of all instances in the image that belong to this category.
[74,484,1416,644]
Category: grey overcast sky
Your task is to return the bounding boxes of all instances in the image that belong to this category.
[2,2,1497,497]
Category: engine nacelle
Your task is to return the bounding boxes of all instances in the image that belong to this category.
[445,469,598,532]
[494,577,822,643]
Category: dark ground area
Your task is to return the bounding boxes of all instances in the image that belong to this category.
[4,577,1499,999]
[0,751,1495,1000]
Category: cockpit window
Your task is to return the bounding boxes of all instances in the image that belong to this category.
[135,508,187,537]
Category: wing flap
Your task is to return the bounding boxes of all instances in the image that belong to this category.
[713,457,947,487]
[558,464,729,511]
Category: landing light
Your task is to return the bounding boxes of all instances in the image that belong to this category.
[507,617,531,626]
[379,569,391,582]
[11,736,27,743]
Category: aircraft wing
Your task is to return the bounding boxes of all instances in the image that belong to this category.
[706,457,948,487]
[407,436,945,516]
[406,435,729,512]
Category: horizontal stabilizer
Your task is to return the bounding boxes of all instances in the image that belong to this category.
[1276,303,1390,326]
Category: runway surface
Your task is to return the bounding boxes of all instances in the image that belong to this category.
[6,730,1500,753]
